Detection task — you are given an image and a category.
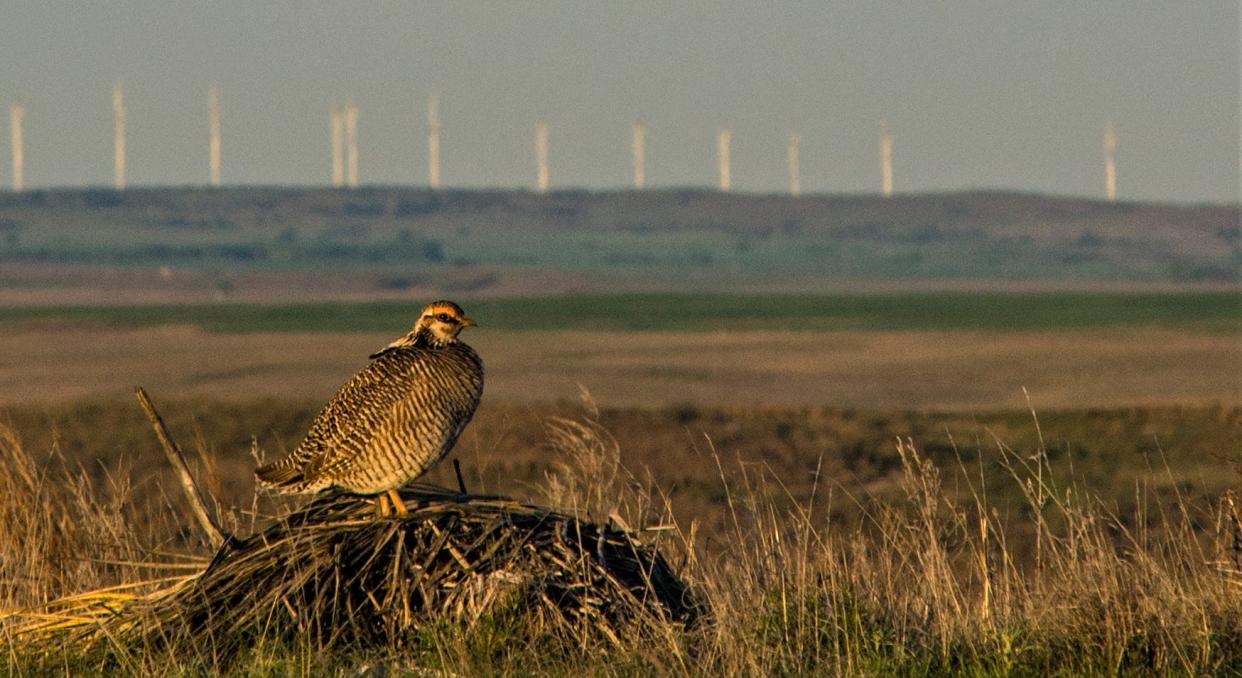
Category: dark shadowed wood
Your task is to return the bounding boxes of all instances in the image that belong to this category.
[113,486,701,660]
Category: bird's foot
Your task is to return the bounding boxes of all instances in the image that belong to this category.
[387,488,409,518]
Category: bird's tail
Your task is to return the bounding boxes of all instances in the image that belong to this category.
[254,458,304,488]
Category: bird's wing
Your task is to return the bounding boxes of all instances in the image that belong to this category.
[294,350,424,486]
[256,344,482,491]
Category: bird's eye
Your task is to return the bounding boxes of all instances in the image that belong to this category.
[437,313,453,323]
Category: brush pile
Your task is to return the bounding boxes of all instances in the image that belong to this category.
[21,485,699,658]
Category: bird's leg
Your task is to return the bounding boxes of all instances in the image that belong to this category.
[453,458,468,495]
[387,488,409,518]
[375,492,390,518]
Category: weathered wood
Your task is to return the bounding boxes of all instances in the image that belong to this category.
[134,386,224,544]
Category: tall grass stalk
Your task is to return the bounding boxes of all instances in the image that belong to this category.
[1,408,1238,674]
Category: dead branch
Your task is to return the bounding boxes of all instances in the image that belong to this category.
[134,386,224,544]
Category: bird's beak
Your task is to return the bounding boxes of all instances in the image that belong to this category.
[461,316,477,328]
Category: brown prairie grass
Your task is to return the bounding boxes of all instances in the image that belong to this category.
[0,404,1240,674]
[1,323,1238,410]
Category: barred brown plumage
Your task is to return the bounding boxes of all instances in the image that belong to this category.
[255,300,483,516]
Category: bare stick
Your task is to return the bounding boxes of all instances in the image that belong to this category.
[452,458,468,495]
[135,387,224,543]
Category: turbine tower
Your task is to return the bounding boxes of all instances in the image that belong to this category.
[632,121,646,189]
[535,121,549,193]
[330,106,344,187]
[208,84,221,187]
[1103,121,1117,202]
[9,104,23,192]
[427,96,441,189]
[113,84,126,190]
[879,121,893,197]
[717,127,732,192]
[344,102,359,188]
[787,131,801,196]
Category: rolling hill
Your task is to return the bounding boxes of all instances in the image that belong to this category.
[0,187,1236,284]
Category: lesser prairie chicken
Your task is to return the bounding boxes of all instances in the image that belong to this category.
[255,300,483,516]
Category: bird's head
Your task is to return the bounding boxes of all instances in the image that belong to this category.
[371,300,476,357]
[414,300,476,344]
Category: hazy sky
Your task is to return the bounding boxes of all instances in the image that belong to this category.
[1,2,1238,202]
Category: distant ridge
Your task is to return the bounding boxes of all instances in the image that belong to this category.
[0,188,1236,283]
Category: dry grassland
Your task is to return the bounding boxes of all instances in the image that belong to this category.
[3,323,1237,410]
[1,402,1239,673]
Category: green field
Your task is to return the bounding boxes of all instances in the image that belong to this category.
[3,291,1239,333]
